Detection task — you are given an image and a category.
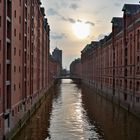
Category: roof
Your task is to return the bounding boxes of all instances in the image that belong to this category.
[81,41,99,53]
[111,17,123,27]
[122,4,140,14]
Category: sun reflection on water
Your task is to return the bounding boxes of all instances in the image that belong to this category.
[47,79,101,140]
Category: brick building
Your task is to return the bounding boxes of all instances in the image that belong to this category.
[81,4,140,114]
[0,0,5,138]
[70,58,82,78]
[52,47,62,70]
[49,54,61,86]
[0,0,55,139]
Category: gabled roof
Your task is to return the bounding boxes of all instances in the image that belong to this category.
[122,4,140,14]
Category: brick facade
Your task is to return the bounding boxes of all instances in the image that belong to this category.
[70,58,82,78]
[81,4,140,114]
[0,0,61,139]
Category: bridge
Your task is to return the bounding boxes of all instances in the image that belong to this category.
[55,75,81,80]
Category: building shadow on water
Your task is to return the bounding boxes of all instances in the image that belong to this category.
[81,84,140,140]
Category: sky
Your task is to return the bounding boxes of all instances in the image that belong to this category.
[41,0,139,69]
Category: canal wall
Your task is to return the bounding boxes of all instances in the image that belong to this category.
[82,80,140,119]
[5,85,55,140]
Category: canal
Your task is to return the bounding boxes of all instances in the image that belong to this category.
[13,79,140,140]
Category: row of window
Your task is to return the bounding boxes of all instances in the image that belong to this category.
[14,29,21,40]
[12,98,32,117]
[12,103,22,117]
[13,80,30,91]
[103,78,140,91]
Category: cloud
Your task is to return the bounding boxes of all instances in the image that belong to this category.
[47,8,95,27]
[114,2,121,7]
[69,3,79,10]
[47,8,59,16]
[51,32,67,40]
[77,19,82,22]
[60,1,68,8]
[61,17,76,23]
[61,17,95,27]
[98,34,106,40]
[85,21,95,26]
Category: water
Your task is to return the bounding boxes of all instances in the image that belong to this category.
[13,79,140,140]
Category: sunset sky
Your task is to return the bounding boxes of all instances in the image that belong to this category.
[41,0,139,69]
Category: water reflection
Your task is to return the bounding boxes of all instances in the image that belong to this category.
[47,79,102,140]
[13,79,140,140]
[81,85,140,140]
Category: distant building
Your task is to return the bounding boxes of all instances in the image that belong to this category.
[49,54,61,82]
[52,47,62,69]
[70,58,82,78]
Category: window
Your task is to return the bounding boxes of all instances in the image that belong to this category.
[19,66,20,72]
[19,33,21,40]
[130,81,132,89]
[124,93,127,101]
[0,88,1,100]
[130,67,132,75]
[12,110,14,116]
[0,119,1,129]
[19,83,20,89]
[137,66,140,74]
[0,40,1,51]
[137,30,140,51]
[0,16,1,27]
[125,68,127,76]
[120,80,122,87]
[136,97,140,103]
[136,81,140,91]
[19,0,21,6]
[14,66,16,72]
[19,16,21,24]
[14,84,16,91]
[137,56,140,63]
[19,49,21,56]
[14,47,16,55]
[14,29,16,36]
[125,80,127,89]
[14,10,16,18]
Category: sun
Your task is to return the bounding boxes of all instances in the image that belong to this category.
[72,22,90,39]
